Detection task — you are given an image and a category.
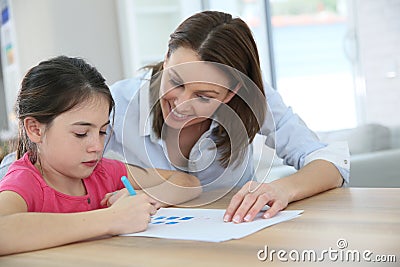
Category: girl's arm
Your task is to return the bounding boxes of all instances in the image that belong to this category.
[103,165,202,207]
[0,190,157,256]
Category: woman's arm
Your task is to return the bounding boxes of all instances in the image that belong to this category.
[136,169,202,206]
[103,165,202,207]
[222,83,348,223]
[0,191,157,256]
[224,159,342,223]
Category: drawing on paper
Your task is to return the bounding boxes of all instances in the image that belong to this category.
[151,215,195,225]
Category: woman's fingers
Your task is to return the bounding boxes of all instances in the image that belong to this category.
[224,181,289,223]
[242,193,270,222]
[263,199,285,219]
[223,186,250,222]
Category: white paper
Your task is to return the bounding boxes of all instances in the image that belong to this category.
[121,208,303,242]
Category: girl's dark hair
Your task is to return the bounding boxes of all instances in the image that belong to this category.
[16,56,114,163]
[149,11,266,167]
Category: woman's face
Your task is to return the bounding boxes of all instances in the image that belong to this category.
[160,47,236,130]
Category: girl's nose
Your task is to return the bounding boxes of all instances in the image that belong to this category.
[88,135,104,153]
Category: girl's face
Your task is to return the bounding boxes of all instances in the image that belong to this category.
[160,47,236,130]
[37,95,110,181]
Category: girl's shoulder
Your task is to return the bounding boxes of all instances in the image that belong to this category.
[92,158,127,180]
[0,154,46,211]
[87,158,128,193]
[97,157,126,171]
[1,154,44,186]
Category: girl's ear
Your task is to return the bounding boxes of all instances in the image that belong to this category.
[223,83,241,104]
[24,117,45,143]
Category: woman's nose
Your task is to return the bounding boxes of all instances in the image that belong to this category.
[170,89,192,108]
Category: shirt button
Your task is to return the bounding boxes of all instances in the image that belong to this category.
[344,160,348,164]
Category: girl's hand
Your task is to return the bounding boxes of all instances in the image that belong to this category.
[106,193,158,235]
[223,181,289,223]
[101,188,129,207]
[101,189,162,209]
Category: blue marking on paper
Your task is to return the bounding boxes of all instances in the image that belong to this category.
[166,216,180,220]
[179,216,194,220]
[150,215,195,225]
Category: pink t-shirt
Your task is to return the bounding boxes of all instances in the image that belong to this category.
[0,153,127,213]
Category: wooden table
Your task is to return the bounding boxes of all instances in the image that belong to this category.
[1,188,399,266]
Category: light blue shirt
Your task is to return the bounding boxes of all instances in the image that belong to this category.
[105,70,350,190]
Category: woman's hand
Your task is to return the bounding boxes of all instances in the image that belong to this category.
[223,181,290,223]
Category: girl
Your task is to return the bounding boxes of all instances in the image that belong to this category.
[105,11,349,223]
[0,56,201,255]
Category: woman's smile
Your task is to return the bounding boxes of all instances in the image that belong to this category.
[167,101,193,121]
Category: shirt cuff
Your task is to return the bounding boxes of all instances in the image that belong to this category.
[303,141,350,186]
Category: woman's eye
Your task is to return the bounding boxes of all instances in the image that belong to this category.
[197,95,211,103]
[74,133,87,138]
[169,78,183,87]
[99,131,107,136]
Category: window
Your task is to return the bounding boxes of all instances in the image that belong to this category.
[270,0,358,131]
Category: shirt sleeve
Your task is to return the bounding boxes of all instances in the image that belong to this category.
[105,75,146,158]
[0,169,44,212]
[260,82,350,184]
[304,141,350,185]
[0,151,17,180]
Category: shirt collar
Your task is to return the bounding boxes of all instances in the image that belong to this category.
[139,70,153,137]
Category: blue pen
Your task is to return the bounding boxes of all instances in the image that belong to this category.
[121,176,137,196]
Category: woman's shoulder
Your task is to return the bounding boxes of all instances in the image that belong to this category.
[110,69,152,101]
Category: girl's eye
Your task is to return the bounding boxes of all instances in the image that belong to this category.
[100,131,107,136]
[75,133,87,138]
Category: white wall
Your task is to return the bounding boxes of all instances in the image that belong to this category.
[356,0,400,127]
[0,0,124,133]
[11,0,123,85]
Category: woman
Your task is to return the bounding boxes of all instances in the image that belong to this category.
[107,11,349,223]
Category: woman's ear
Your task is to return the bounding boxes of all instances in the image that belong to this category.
[223,83,241,104]
[24,117,45,143]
